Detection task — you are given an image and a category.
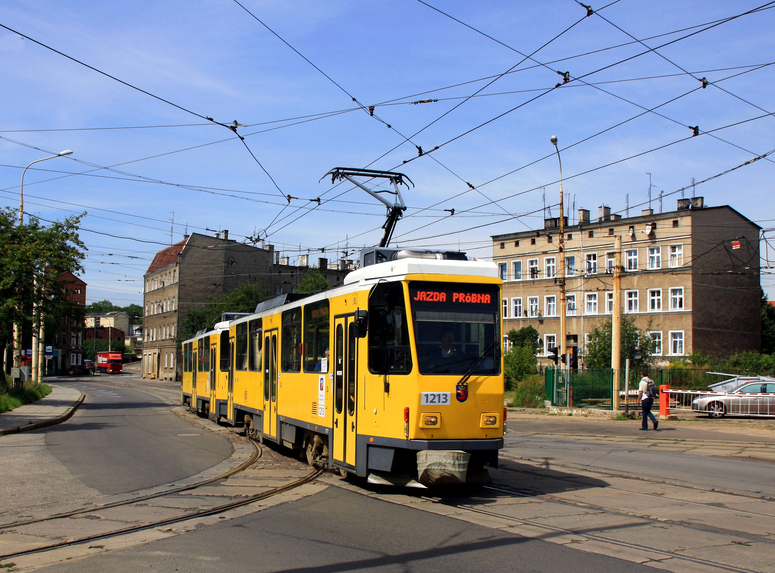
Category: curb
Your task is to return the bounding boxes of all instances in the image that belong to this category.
[0,392,85,436]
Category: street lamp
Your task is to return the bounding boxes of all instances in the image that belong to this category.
[550,136,566,367]
[14,150,73,381]
[19,150,73,225]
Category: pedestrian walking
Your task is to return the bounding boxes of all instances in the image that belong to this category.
[638,370,659,431]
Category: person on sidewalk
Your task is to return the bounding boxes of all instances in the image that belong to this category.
[638,370,659,431]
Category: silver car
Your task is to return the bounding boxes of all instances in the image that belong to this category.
[691,382,775,418]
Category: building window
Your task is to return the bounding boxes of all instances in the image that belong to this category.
[544,334,557,356]
[625,290,639,313]
[588,231,594,238]
[512,260,522,280]
[545,257,556,279]
[514,240,520,247]
[669,244,684,267]
[648,289,662,311]
[649,331,663,355]
[502,298,509,318]
[670,331,685,355]
[566,256,575,276]
[566,294,576,316]
[531,238,536,245]
[605,291,613,314]
[670,287,684,310]
[606,253,615,274]
[585,292,598,314]
[499,263,507,281]
[647,246,661,269]
[672,219,679,228]
[528,296,539,317]
[545,295,556,317]
[528,259,539,279]
[586,253,597,274]
[625,249,638,271]
[512,297,523,318]
[500,242,505,249]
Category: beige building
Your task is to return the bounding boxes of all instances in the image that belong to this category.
[85,311,131,335]
[492,199,761,366]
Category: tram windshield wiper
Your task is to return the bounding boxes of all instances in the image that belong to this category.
[456,341,497,387]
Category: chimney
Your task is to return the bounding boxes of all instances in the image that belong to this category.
[598,205,611,222]
[221,229,229,240]
[318,257,328,269]
[578,209,590,224]
[676,199,690,211]
[642,208,654,216]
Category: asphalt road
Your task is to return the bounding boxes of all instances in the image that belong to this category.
[45,381,233,495]
[32,485,655,573]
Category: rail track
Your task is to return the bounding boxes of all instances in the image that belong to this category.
[0,441,323,562]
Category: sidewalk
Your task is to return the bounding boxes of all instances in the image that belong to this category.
[0,384,83,436]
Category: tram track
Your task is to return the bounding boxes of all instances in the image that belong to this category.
[0,438,262,532]
[0,440,323,562]
[430,485,766,573]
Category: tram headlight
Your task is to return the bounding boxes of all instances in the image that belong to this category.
[480,413,499,427]
[420,413,440,428]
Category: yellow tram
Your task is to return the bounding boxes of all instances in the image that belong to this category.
[181,251,504,487]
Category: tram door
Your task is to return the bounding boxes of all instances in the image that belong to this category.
[227,337,235,416]
[192,347,198,402]
[262,329,278,439]
[332,316,357,468]
[209,345,217,415]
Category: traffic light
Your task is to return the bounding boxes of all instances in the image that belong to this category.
[548,346,559,364]
[629,345,642,361]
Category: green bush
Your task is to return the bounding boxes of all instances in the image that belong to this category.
[509,376,547,408]
[504,345,538,391]
[0,383,52,413]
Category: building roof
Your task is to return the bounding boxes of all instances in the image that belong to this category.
[57,270,86,286]
[146,237,189,275]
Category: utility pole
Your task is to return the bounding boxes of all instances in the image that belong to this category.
[612,235,623,410]
[550,136,567,365]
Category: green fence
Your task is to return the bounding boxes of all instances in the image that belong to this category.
[544,368,734,410]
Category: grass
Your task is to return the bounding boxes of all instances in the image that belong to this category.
[0,382,52,414]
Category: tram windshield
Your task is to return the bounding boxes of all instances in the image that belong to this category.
[409,281,501,375]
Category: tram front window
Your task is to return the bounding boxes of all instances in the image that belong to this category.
[409,282,500,375]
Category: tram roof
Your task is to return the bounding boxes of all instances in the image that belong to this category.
[344,257,498,285]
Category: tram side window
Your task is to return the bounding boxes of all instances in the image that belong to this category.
[368,282,412,374]
[249,319,262,372]
[220,331,229,372]
[198,337,210,372]
[235,322,248,371]
[282,308,302,372]
[183,343,191,372]
[304,300,330,372]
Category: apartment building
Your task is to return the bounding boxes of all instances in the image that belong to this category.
[492,199,761,366]
[143,231,348,381]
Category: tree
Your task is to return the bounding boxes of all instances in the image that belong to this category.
[296,268,331,295]
[761,291,775,355]
[507,325,541,354]
[123,304,143,321]
[503,326,541,390]
[0,209,85,375]
[178,283,270,341]
[584,317,655,370]
[86,299,118,313]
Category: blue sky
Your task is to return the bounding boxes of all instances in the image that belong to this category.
[2,0,774,306]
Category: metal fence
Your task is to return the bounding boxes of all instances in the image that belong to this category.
[664,388,775,418]
[545,368,775,416]
[544,368,727,410]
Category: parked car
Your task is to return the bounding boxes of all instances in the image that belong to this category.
[691,381,775,418]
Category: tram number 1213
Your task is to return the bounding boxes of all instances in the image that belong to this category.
[421,392,451,405]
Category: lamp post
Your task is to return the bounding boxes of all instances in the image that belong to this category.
[19,150,73,225]
[15,150,73,382]
[550,136,566,367]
